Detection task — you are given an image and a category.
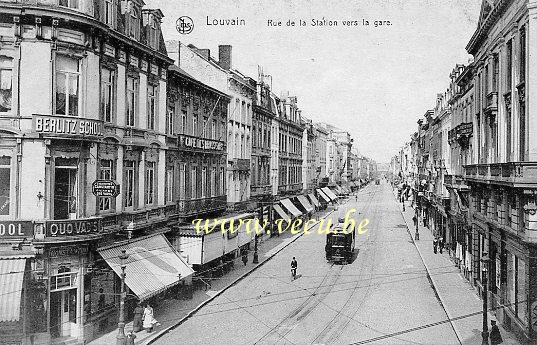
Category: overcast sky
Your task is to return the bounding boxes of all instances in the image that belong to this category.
[147,0,481,163]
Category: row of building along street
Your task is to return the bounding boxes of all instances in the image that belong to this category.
[0,1,377,345]
[391,0,537,342]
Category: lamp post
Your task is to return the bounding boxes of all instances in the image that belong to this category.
[116,249,129,345]
[253,204,261,264]
[481,253,489,345]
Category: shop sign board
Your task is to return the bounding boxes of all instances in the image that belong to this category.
[45,218,102,237]
[0,221,33,238]
[33,114,104,139]
[178,134,225,151]
[48,245,89,258]
[92,180,120,197]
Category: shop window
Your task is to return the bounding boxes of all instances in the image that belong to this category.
[201,167,207,198]
[50,266,77,291]
[0,56,13,113]
[126,76,138,127]
[0,156,10,216]
[124,160,136,208]
[147,85,157,130]
[211,167,216,197]
[145,161,155,205]
[101,67,115,123]
[55,55,80,117]
[99,159,115,212]
[220,167,225,195]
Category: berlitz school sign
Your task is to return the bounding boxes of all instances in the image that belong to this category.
[33,114,104,138]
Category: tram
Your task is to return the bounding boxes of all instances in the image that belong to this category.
[325,221,356,263]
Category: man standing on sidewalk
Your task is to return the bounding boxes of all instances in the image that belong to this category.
[412,214,419,240]
[489,320,503,344]
[433,237,438,254]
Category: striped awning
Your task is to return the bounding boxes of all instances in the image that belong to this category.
[308,193,320,208]
[273,204,289,221]
[316,189,331,203]
[0,257,27,322]
[98,234,194,301]
[322,187,338,200]
[297,195,314,213]
[280,198,302,218]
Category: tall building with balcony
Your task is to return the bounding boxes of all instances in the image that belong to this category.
[251,73,274,201]
[462,0,537,339]
[277,93,304,196]
[314,123,328,186]
[303,118,316,191]
[0,2,198,344]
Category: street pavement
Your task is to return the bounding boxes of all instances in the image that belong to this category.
[397,190,521,345]
[87,210,332,345]
[154,182,479,345]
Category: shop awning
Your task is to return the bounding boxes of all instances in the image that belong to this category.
[308,193,320,208]
[322,187,338,200]
[0,257,27,322]
[273,204,289,221]
[297,195,314,213]
[280,198,302,218]
[317,189,331,203]
[98,234,194,301]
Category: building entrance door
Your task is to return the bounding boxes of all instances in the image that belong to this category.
[54,164,78,220]
[50,289,77,338]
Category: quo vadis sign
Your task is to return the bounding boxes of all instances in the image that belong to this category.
[45,218,102,237]
[33,114,104,138]
[178,134,225,151]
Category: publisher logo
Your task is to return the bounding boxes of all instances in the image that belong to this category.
[176,16,194,34]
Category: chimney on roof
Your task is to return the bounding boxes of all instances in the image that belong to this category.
[198,48,210,61]
[165,40,180,66]
[218,45,232,70]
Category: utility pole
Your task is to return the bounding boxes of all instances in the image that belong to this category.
[116,249,129,345]
[481,253,489,345]
[253,203,261,263]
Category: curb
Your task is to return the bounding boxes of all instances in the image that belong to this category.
[144,207,337,345]
[395,192,463,345]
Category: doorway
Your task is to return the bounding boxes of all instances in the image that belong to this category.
[50,289,77,338]
[54,160,78,220]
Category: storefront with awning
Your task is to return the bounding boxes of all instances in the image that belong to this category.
[316,188,331,203]
[322,187,338,201]
[280,198,302,219]
[98,234,194,301]
[307,193,320,209]
[296,195,314,215]
[0,256,28,323]
[273,204,289,222]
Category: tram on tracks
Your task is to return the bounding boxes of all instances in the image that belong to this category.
[325,219,356,263]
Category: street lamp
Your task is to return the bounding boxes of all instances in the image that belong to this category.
[116,249,129,345]
[253,204,262,264]
[481,253,490,345]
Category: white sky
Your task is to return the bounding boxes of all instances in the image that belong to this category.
[147,0,482,163]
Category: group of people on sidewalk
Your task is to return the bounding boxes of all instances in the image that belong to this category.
[125,303,161,344]
[399,191,505,345]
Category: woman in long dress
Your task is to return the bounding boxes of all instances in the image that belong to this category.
[132,302,144,332]
[142,303,156,333]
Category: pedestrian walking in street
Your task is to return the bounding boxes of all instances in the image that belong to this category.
[439,237,444,254]
[414,230,419,241]
[412,215,418,229]
[132,302,144,332]
[291,257,298,280]
[433,237,438,254]
[489,320,503,344]
[242,250,248,266]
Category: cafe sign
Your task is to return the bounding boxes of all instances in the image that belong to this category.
[33,114,104,138]
[0,221,33,238]
[45,218,102,237]
[178,134,225,151]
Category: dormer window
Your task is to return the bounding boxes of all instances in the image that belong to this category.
[59,0,79,9]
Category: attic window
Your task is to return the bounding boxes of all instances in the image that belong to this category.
[59,0,79,9]
[129,7,139,39]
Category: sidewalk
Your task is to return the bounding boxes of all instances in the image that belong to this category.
[396,193,522,345]
[87,206,337,345]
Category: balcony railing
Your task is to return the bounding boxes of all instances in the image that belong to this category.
[177,195,227,216]
[464,162,537,186]
[231,158,251,171]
